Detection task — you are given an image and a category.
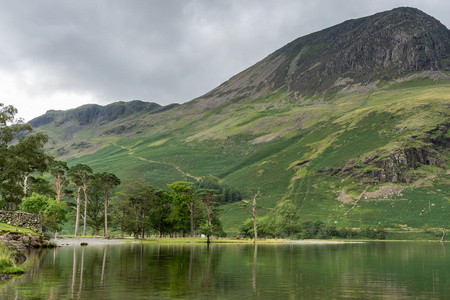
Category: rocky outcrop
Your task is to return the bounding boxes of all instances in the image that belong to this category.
[338,146,444,184]
[0,232,53,252]
[0,211,42,234]
[193,7,450,110]
[284,7,450,95]
[0,211,54,251]
[337,123,449,184]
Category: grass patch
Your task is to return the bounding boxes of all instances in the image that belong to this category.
[0,223,38,235]
[0,244,25,275]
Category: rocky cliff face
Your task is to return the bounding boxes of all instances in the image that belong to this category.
[286,7,450,89]
[194,7,450,108]
[337,124,449,184]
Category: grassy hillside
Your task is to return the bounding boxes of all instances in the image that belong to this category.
[29,7,450,232]
[52,77,450,231]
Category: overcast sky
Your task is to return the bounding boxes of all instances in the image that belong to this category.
[1,0,449,121]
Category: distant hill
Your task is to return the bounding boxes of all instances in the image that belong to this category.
[29,100,164,127]
[29,7,450,231]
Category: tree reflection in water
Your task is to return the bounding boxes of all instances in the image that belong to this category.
[71,247,77,298]
[100,246,107,293]
[1,242,450,299]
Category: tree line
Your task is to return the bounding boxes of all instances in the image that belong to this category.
[112,180,225,240]
[0,103,392,241]
[239,199,386,240]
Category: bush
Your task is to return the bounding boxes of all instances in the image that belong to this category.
[301,220,316,239]
[376,222,386,240]
[362,227,376,238]
[20,193,68,231]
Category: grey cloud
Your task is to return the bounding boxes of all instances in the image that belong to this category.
[0,0,448,120]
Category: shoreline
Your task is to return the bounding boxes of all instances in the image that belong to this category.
[50,236,445,247]
[51,237,140,246]
[51,237,366,247]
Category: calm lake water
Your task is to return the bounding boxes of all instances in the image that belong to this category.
[1,241,449,299]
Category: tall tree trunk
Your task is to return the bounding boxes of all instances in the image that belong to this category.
[22,175,28,199]
[252,190,260,241]
[134,215,139,239]
[189,203,195,237]
[104,195,108,238]
[253,214,258,241]
[141,211,145,239]
[75,186,81,236]
[83,189,88,236]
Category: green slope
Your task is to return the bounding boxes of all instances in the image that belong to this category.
[57,79,449,231]
[31,7,450,231]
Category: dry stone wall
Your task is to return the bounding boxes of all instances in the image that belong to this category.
[0,211,42,233]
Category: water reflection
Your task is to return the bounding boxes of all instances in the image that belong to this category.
[0,242,449,299]
[71,247,76,298]
[253,244,257,292]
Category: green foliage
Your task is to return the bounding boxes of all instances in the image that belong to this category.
[240,218,255,238]
[147,190,173,237]
[198,216,225,239]
[48,160,70,202]
[0,222,36,235]
[112,179,155,238]
[376,222,386,239]
[26,176,55,198]
[167,181,196,235]
[20,193,68,231]
[19,193,50,214]
[0,103,51,208]
[84,177,105,235]
[273,201,301,239]
[42,200,69,231]
[195,177,243,203]
[0,244,25,274]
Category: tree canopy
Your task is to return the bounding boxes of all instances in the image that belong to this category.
[0,104,51,209]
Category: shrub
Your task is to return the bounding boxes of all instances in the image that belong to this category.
[0,244,25,274]
[20,193,68,231]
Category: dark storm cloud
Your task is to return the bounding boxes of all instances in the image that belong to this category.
[0,0,449,120]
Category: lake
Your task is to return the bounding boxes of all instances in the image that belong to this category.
[1,241,449,299]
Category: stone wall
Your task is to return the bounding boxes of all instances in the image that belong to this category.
[0,211,42,234]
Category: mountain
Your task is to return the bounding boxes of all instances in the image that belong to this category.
[30,7,450,231]
[190,6,450,108]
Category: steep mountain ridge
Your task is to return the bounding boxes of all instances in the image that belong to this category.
[188,7,450,110]
[29,7,450,230]
[29,100,166,128]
